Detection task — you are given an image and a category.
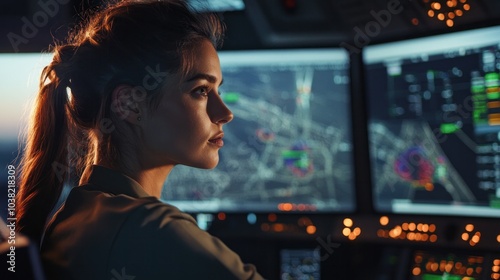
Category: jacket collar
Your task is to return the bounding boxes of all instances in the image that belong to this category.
[83,165,151,198]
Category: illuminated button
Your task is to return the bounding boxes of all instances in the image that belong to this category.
[246,213,256,224]
[471,234,480,243]
[429,224,436,232]
[462,232,469,241]
[466,267,473,275]
[422,224,429,232]
[379,216,389,226]
[440,260,446,272]
[430,234,438,242]
[218,212,226,221]
[402,223,409,231]
[409,223,416,231]
[432,2,442,9]
[306,225,316,235]
[431,262,439,272]
[412,267,421,276]
[273,223,284,232]
[343,218,353,227]
[407,232,415,240]
[465,224,474,232]
[415,233,422,241]
[393,226,402,236]
[348,232,356,240]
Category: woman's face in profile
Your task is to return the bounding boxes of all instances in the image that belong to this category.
[139,40,234,169]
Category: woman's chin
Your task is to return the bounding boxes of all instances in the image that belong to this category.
[187,157,219,170]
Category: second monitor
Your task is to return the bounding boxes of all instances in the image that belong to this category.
[364,25,500,217]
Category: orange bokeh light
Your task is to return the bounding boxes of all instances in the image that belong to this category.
[306,225,316,234]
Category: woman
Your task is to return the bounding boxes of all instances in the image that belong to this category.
[16,0,264,279]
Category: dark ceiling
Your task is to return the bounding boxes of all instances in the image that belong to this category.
[1,0,499,52]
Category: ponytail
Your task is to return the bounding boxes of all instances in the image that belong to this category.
[15,0,226,243]
[17,56,70,243]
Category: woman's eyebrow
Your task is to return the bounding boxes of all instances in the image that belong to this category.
[185,73,223,86]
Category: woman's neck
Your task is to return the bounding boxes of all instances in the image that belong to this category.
[80,159,174,199]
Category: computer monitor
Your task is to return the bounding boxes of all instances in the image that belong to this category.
[280,248,321,280]
[163,48,355,213]
[364,25,500,217]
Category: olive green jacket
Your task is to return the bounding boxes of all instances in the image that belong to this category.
[41,165,263,280]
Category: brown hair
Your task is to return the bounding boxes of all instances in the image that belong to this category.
[16,0,225,242]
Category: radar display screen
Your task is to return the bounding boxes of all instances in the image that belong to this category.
[163,49,354,213]
[364,26,500,217]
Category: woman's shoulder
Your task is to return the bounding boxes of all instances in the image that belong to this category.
[64,184,195,223]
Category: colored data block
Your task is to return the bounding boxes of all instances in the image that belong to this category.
[486,92,500,100]
[471,85,485,94]
[487,101,500,109]
[485,72,500,81]
[472,94,486,101]
[490,196,500,209]
[485,72,500,87]
[281,150,305,159]
[488,119,500,126]
[222,92,240,104]
[440,123,459,134]
[486,87,500,94]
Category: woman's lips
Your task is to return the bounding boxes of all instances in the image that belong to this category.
[208,138,224,147]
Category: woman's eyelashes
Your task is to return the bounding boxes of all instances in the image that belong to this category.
[192,86,210,98]
[191,86,223,98]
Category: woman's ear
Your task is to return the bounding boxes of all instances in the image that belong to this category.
[110,85,142,124]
